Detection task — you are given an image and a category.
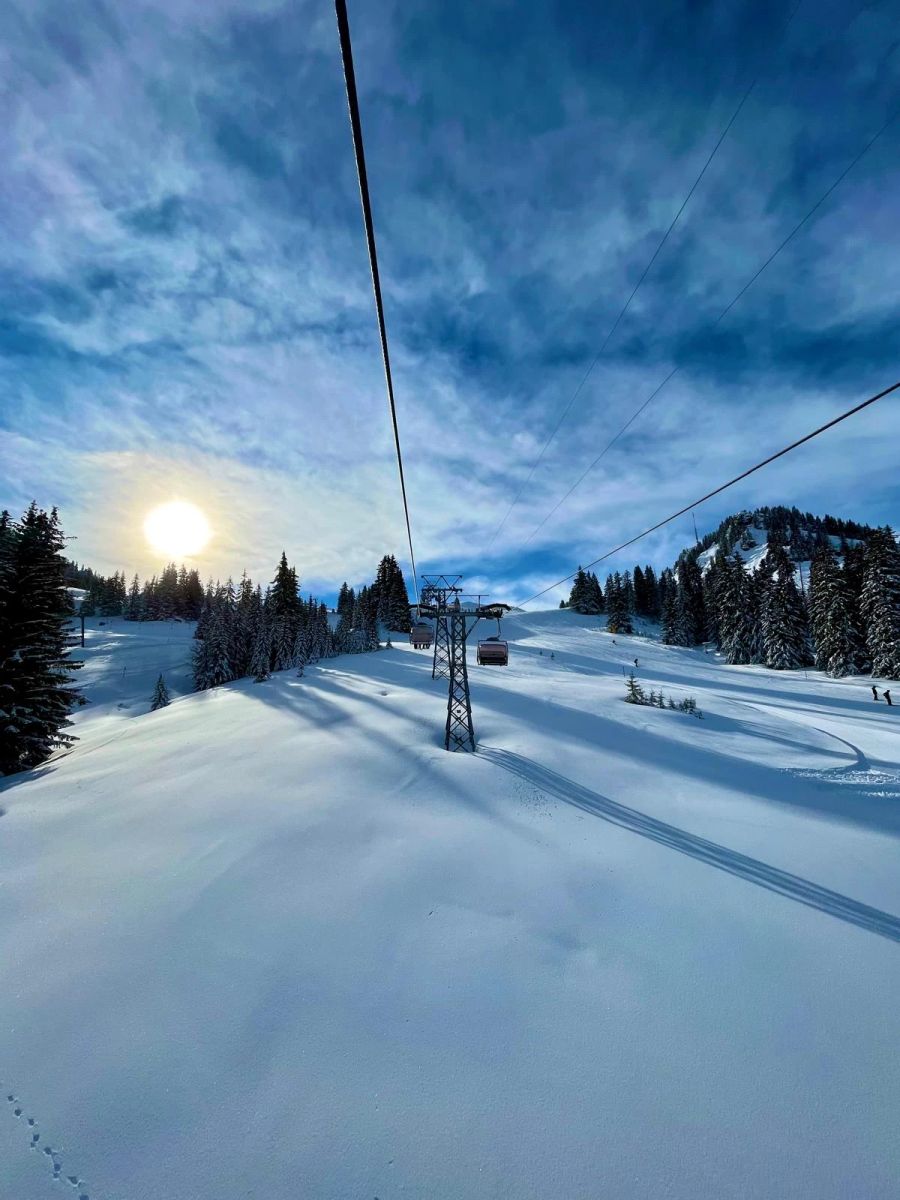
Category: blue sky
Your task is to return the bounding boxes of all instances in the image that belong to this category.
[1,0,898,606]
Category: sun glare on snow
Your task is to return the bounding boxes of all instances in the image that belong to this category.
[143,501,211,559]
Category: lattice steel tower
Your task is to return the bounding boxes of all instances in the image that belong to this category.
[420,575,461,680]
[445,605,475,751]
[418,576,510,752]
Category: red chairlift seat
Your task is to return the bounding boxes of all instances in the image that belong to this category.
[477,635,508,666]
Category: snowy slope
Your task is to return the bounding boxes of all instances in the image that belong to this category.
[696,525,861,585]
[1,613,899,1200]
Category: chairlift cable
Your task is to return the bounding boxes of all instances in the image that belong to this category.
[484,0,805,552]
[334,0,420,605]
[516,379,900,606]
[519,103,900,548]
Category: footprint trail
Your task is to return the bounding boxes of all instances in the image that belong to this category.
[3,1084,92,1197]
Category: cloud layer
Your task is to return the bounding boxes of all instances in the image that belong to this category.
[1,0,898,603]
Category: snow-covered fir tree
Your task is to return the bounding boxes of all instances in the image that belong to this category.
[249,611,272,682]
[373,555,412,633]
[660,586,680,645]
[859,527,900,679]
[335,582,355,651]
[0,504,82,775]
[605,573,633,634]
[192,607,234,691]
[567,567,589,612]
[808,545,864,677]
[150,674,170,711]
[717,554,758,665]
[758,543,812,670]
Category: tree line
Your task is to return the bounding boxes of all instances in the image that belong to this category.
[563,520,900,678]
[68,561,205,620]
[562,565,659,632]
[1,505,81,776]
[192,553,412,692]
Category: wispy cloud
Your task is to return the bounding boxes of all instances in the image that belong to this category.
[0,0,898,601]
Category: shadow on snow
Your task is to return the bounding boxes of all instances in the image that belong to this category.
[479,746,900,945]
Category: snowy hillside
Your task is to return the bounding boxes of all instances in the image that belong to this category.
[1,612,899,1199]
[691,506,874,586]
[696,524,857,586]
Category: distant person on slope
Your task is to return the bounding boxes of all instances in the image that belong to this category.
[885,689,893,707]
[872,685,879,701]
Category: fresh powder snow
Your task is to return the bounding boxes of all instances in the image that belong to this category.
[1,611,899,1199]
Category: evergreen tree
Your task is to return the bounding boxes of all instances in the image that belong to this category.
[582,572,604,615]
[568,567,590,612]
[335,583,355,651]
[809,545,864,677]
[677,558,706,645]
[718,555,757,665]
[633,566,647,616]
[271,616,295,672]
[860,528,900,678]
[759,543,811,670]
[292,625,310,676]
[126,573,143,621]
[232,573,257,679]
[605,573,633,634]
[386,559,412,632]
[701,555,723,644]
[249,611,271,682]
[269,552,300,622]
[192,607,234,690]
[0,505,82,775]
[660,585,680,644]
[643,565,661,620]
[150,674,170,711]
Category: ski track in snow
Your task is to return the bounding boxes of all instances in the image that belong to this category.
[3,1087,90,1198]
[2,612,899,1199]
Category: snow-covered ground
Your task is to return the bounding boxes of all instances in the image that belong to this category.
[1,611,899,1199]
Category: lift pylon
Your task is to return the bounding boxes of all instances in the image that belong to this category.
[445,607,475,751]
[420,575,462,681]
[418,576,512,751]
[432,611,451,679]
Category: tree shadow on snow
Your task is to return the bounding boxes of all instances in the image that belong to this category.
[0,763,57,796]
[479,747,900,945]
[470,678,900,837]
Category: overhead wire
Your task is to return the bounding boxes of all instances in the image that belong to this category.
[516,378,900,607]
[484,0,805,553]
[519,102,900,548]
[334,0,420,605]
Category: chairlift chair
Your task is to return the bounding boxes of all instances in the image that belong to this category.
[410,622,433,650]
[476,614,509,666]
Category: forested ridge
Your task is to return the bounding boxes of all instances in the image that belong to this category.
[563,507,900,678]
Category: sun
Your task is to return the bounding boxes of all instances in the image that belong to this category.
[143,501,211,559]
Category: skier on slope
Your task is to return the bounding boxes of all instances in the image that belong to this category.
[885,689,893,707]
[872,685,879,702]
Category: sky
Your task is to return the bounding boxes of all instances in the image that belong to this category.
[1,0,898,607]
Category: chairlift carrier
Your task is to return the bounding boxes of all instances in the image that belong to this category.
[476,610,509,666]
[410,621,433,650]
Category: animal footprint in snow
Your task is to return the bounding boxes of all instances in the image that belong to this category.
[27,1116,36,1126]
